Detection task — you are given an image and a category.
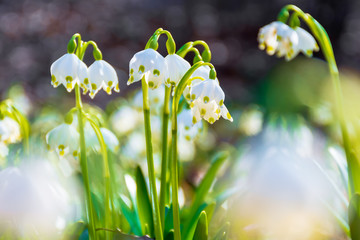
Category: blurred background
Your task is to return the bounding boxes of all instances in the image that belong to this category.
[0,0,357,108]
[0,0,359,239]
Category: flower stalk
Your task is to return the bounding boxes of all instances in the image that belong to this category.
[141,76,163,240]
[278,4,360,199]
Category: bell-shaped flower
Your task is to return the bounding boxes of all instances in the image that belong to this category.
[128,49,166,89]
[183,66,210,102]
[190,98,220,124]
[178,108,202,141]
[0,117,21,144]
[258,21,299,61]
[46,123,79,157]
[88,60,119,99]
[50,53,88,92]
[294,27,319,57]
[164,54,191,87]
[84,122,119,153]
[188,67,233,124]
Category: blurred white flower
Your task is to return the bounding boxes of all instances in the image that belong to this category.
[133,86,165,114]
[164,54,190,87]
[128,49,166,89]
[230,121,343,239]
[0,161,72,238]
[178,108,202,141]
[46,123,79,157]
[110,105,142,135]
[84,122,119,153]
[294,27,319,57]
[88,60,119,99]
[50,53,88,92]
[0,117,21,144]
[258,21,318,61]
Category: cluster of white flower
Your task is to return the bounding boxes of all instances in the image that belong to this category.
[128,48,233,125]
[50,53,119,99]
[46,119,119,158]
[258,21,319,61]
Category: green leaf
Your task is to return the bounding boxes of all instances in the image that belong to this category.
[136,166,154,237]
[61,221,86,240]
[193,152,228,213]
[193,211,208,240]
[118,195,142,236]
[164,230,174,240]
[102,229,153,240]
[164,206,174,236]
[349,193,360,240]
[183,152,228,240]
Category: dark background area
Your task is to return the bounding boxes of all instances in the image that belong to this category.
[0,0,357,108]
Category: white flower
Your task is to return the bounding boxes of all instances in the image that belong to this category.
[183,66,208,102]
[88,60,119,99]
[178,108,202,141]
[84,122,119,153]
[0,161,72,237]
[128,49,166,89]
[46,123,79,157]
[50,53,88,92]
[189,71,233,124]
[133,85,165,114]
[110,105,142,135]
[0,117,21,144]
[164,54,191,87]
[294,27,319,57]
[258,21,318,61]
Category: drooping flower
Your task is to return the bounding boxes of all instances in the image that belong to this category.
[128,49,167,89]
[164,54,191,87]
[294,27,319,57]
[189,69,233,124]
[258,21,318,61]
[88,60,119,99]
[50,53,88,92]
[178,108,202,141]
[84,122,119,153]
[0,116,21,144]
[46,123,79,157]
[183,66,208,102]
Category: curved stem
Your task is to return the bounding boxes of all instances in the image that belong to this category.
[159,86,171,228]
[280,5,359,198]
[86,116,112,239]
[141,77,163,240]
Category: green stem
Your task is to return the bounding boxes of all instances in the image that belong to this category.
[170,61,215,240]
[159,86,171,228]
[75,85,97,240]
[74,41,97,240]
[141,77,163,240]
[87,116,112,239]
[279,4,360,198]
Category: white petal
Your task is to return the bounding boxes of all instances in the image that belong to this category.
[220,104,233,122]
[128,49,165,87]
[46,123,79,156]
[164,54,191,87]
[295,27,319,57]
[50,53,82,92]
